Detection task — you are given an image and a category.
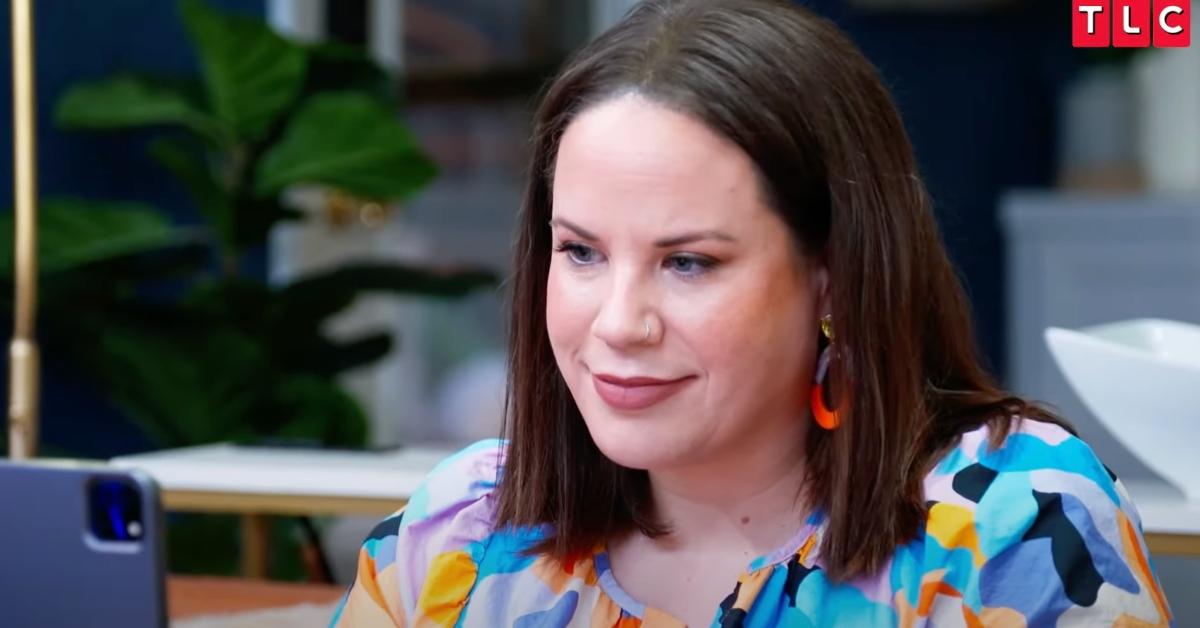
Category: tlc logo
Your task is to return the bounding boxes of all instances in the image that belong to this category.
[1073,0,1191,47]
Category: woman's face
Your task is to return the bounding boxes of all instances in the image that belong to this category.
[546,94,828,472]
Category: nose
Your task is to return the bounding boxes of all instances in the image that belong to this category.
[591,267,658,349]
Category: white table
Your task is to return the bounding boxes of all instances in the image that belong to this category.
[112,443,458,578]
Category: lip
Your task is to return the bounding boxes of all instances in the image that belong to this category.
[591,373,694,411]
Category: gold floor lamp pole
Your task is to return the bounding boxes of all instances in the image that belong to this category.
[8,0,38,460]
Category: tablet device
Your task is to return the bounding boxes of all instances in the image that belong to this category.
[0,460,167,627]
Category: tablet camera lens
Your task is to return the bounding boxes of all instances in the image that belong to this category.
[87,477,144,543]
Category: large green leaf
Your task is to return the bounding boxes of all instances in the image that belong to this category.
[0,198,209,276]
[318,333,394,374]
[148,137,234,246]
[270,328,395,378]
[255,92,438,200]
[180,0,307,142]
[91,326,270,446]
[261,263,494,376]
[89,317,369,448]
[54,75,224,143]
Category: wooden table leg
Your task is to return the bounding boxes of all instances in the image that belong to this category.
[241,514,271,579]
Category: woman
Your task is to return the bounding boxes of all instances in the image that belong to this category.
[332,0,1172,625]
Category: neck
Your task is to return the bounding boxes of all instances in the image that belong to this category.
[643,414,811,557]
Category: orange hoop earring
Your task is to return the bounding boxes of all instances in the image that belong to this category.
[811,316,841,430]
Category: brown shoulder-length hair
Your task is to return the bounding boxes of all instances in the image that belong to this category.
[496,0,1067,581]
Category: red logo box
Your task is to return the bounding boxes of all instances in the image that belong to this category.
[1114,0,1152,47]
[1155,0,1191,46]
[1074,0,1113,46]
[1073,0,1191,47]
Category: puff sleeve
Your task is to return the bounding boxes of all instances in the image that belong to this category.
[330,439,505,627]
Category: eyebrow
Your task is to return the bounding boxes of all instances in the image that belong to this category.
[549,218,736,247]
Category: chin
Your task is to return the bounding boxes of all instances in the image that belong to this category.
[582,412,699,471]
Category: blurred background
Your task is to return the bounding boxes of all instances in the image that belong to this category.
[0,0,1196,623]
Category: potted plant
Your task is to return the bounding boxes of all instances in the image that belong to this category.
[0,0,495,577]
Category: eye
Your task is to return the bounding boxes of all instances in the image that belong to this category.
[554,242,602,266]
[666,254,717,278]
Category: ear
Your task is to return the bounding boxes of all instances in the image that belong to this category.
[813,263,832,319]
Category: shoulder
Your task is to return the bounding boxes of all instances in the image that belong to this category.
[332,439,509,626]
[394,438,507,583]
[920,418,1130,566]
[923,418,1123,514]
[905,418,1171,625]
[403,438,506,527]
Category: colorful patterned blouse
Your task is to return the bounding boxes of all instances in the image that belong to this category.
[330,420,1172,626]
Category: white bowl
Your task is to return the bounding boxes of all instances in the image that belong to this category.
[1045,319,1200,499]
